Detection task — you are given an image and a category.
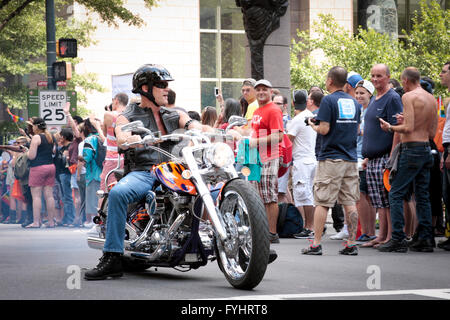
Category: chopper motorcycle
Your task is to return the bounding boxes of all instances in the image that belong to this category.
[87,116,270,290]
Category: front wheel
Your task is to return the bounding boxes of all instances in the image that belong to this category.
[215,179,269,290]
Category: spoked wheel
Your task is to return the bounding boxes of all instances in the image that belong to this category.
[215,179,269,290]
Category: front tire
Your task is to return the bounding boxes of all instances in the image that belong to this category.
[216,179,269,290]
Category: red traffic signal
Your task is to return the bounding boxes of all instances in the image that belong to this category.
[57,38,77,58]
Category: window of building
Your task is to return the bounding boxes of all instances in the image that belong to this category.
[200,0,246,110]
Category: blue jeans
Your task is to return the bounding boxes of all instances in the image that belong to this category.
[389,143,433,241]
[59,172,75,225]
[103,171,157,253]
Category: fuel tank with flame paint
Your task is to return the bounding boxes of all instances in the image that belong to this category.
[154,162,197,195]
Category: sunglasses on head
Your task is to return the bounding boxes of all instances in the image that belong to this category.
[153,81,169,89]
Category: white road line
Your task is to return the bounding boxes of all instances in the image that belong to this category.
[202,288,450,300]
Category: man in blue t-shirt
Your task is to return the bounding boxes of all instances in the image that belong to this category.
[301,66,361,256]
[360,64,403,248]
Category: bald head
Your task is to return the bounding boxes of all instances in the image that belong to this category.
[372,64,390,76]
[371,64,391,93]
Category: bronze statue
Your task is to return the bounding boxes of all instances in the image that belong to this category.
[236,0,288,80]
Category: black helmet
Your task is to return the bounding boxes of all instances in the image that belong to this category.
[131,64,174,107]
[132,64,174,94]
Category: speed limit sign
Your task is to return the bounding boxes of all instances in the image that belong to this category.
[39,90,67,125]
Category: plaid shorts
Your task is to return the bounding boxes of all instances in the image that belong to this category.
[250,158,278,204]
[366,154,390,208]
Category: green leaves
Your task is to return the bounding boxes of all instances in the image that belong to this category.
[0,0,159,119]
[291,0,450,97]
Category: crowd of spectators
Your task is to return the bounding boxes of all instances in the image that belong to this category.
[1,61,449,255]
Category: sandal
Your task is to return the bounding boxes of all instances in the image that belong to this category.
[360,239,381,248]
[25,224,41,229]
[42,223,55,228]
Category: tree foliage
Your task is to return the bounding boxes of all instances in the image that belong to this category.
[291,0,450,97]
[0,0,159,118]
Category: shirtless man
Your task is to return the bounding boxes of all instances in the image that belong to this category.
[378,67,437,253]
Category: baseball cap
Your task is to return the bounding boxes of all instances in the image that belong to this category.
[347,71,363,88]
[254,79,273,88]
[356,80,375,95]
[292,89,308,111]
[242,78,256,87]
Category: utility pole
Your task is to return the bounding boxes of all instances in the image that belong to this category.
[46,0,56,90]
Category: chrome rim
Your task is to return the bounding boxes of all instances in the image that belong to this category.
[217,190,251,280]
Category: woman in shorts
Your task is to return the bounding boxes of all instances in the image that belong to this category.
[25,118,57,228]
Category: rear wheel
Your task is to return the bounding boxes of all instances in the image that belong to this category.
[215,179,269,290]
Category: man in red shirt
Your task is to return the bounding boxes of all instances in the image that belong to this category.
[249,79,284,243]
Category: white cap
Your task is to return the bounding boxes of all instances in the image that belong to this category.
[254,79,273,88]
[356,80,375,95]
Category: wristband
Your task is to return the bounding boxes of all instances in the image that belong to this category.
[388,124,393,133]
[184,119,197,130]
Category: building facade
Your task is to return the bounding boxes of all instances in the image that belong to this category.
[72,0,449,116]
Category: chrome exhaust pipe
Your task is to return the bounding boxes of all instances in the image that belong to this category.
[86,213,187,262]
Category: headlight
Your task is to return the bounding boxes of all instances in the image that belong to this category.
[205,142,235,168]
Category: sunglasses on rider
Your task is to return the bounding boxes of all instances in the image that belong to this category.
[153,81,169,89]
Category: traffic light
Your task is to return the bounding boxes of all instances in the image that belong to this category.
[57,38,77,58]
[53,61,72,81]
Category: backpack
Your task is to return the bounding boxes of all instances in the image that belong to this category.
[53,145,68,175]
[277,202,303,238]
[14,153,30,181]
[278,134,292,178]
[84,136,106,169]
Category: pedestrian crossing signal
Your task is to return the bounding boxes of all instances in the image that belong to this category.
[57,38,77,58]
[53,61,72,81]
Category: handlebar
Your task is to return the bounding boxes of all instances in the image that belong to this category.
[121,130,235,149]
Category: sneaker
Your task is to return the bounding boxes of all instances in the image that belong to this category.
[87,225,101,237]
[301,243,322,255]
[409,238,434,252]
[268,249,278,264]
[84,221,95,229]
[84,252,123,280]
[339,243,358,255]
[377,239,408,253]
[269,233,280,244]
[330,229,349,240]
[437,238,450,249]
[294,229,314,239]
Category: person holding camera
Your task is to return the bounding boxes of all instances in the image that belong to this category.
[286,90,317,239]
[301,66,361,255]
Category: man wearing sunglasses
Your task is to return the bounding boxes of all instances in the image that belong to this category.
[85,64,206,280]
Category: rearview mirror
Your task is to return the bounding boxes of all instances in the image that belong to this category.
[121,120,145,132]
[227,116,247,129]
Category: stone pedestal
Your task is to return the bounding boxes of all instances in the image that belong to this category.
[264,9,291,105]
[244,5,291,106]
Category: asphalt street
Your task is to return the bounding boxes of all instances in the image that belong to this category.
[1,223,449,301]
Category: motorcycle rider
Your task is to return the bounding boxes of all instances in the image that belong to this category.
[84,64,206,280]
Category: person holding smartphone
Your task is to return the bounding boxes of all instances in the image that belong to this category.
[360,64,403,248]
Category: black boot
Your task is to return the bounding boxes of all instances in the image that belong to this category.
[7,210,16,224]
[378,239,408,253]
[84,252,123,280]
[17,211,27,224]
[409,238,434,252]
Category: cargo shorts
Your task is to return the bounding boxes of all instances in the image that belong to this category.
[313,159,360,208]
